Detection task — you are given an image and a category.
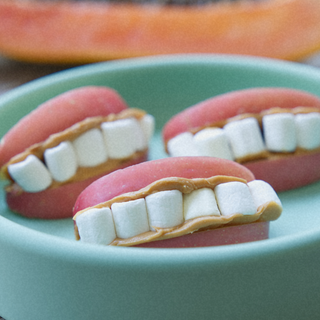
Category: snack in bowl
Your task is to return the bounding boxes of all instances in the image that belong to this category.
[163,87,320,192]
[0,86,155,219]
[73,157,282,247]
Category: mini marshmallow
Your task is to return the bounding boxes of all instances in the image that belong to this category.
[44,141,78,182]
[224,117,266,159]
[130,117,148,151]
[248,180,282,208]
[167,132,199,157]
[183,188,220,220]
[72,128,108,167]
[146,190,184,230]
[193,128,234,160]
[8,154,52,192]
[111,198,150,239]
[263,113,296,152]
[295,112,320,150]
[214,181,256,216]
[102,118,145,159]
[76,207,116,245]
[140,114,155,142]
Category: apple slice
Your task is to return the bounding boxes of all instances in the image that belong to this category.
[73,157,282,248]
[0,86,154,219]
[163,87,320,191]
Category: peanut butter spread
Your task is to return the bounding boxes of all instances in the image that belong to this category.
[167,106,320,163]
[73,176,282,246]
[1,108,147,191]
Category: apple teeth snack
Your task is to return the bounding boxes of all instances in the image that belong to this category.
[162,87,320,192]
[0,86,155,219]
[73,157,282,248]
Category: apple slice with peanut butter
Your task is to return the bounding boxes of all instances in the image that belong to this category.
[163,87,320,192]
[73,157,282,248]
[0,86,154,219]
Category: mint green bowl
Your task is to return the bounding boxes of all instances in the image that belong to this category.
[1,55,320,320]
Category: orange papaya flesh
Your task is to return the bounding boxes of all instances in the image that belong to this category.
[0,0,320,64]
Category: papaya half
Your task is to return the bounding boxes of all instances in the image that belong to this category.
[0,0,320,64]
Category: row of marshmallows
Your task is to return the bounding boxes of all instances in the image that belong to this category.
[167,111,320,160]
[7,114,155,193]
[75,179,282,246]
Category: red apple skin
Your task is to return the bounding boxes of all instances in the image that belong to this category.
[244,152,320,192]
[0,86,128,167]
[162,87,320,191]
[135,222,269,248]
[74,156,255,214]
[6,154,147,219]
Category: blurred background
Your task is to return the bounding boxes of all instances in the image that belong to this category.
[1,0,320,94]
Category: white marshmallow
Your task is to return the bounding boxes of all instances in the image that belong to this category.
[295,113,320,150]
[72,128,108,167]
[224,117,266,159]
[140,114,155,142]
[262,113,296,152]
[167,132,199,157]
[111,198,150,239]
[248,180,282,208]
[183,188,220,220]
[76,207,116,245]
[193,128,234,160]
[101,118,145,159]
[214,181,256,216]
[44,141,78,182]
[145,190,184,230]
[8,154,52,192]
[131,117,148,151]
